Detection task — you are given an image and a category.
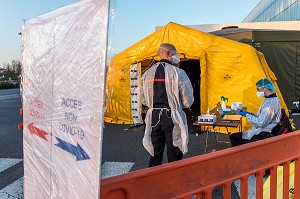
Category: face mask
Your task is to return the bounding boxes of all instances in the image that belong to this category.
[171,54,180,64]
[257,91,265,98]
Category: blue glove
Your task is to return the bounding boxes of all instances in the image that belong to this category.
[237,109,248,117]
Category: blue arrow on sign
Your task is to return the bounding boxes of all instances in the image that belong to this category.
[55,137,90,161]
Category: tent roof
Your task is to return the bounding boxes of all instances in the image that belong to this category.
[112,22,256,67]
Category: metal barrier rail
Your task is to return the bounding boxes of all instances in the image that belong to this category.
[101,131,300,199]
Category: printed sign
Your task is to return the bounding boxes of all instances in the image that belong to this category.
[130,63,142,124]
[22,0,109,198]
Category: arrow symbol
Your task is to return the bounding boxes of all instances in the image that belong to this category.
[27,123,48,141]
[54,137,90,161]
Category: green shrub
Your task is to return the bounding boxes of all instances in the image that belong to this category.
[0,82,19,89]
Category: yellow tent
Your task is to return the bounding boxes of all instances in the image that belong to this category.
[104,22,287,131]
[263,162,295,198]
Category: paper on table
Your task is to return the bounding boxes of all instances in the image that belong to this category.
[222,115,241,121]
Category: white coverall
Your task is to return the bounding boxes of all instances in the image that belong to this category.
[141,62,194,156]
[243,94,281,140]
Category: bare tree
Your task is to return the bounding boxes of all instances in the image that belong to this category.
[2,60,22,80]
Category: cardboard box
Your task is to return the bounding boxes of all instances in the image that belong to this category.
[198,114,216,124]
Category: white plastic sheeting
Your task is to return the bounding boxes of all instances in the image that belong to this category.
[21,0,109,198]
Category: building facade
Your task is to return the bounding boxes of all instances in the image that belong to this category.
[243,0,300,22]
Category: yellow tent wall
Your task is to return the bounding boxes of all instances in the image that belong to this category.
[104,22,288,132]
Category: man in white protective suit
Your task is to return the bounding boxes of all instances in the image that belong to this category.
[141,43,194,167]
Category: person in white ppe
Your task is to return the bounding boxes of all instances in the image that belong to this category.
[141,43,194,167]
[230,78,281,146]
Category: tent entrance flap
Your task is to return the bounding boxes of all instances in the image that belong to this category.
[179,59,201,110]
[141,59,156,74]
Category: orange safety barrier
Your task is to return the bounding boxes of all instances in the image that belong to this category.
[101,131,300,199]
[18,122,23,130]
[18,107,23,130]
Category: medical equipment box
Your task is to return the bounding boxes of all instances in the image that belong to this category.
[198,114,216,124]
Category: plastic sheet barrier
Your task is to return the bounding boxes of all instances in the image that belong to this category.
[21,0,109,198]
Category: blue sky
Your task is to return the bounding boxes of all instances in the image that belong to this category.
[0,0,260,65]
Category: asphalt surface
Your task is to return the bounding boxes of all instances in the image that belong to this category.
[2,88,300,198]
[102,112,239,198]
[0,89,236,197]
[0,89,23,190]
[102,121,231,171]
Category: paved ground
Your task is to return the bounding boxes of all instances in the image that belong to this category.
[0,89,23,194]
[102,122,231,171]
[1,88,300,198]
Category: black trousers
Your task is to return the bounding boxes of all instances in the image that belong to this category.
[149,109,183,167]
[229,131,272,147]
